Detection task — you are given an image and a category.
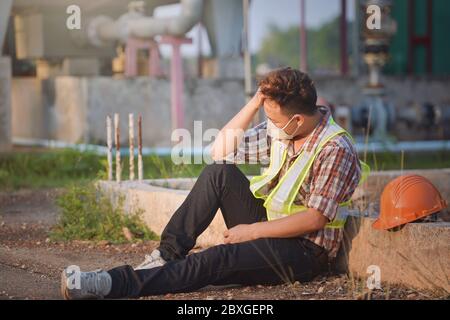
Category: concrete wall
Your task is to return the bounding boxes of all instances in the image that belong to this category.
[338,217,450,294]
[12,76,246,147]
[11,77,48,139]
[315,76,450,108]
[11,75,450,147]
[0,57,12,152]
[54,77,89,142]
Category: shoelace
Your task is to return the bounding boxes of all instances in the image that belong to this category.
[139,253,159,266]
[84,271,105,297]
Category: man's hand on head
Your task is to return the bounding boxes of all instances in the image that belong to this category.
[250,88,266,110]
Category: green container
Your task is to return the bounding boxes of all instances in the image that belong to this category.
[385,0,450,76]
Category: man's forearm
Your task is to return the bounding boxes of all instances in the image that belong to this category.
[250,208,328,239]
[211,95,262,161]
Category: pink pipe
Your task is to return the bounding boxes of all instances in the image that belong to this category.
[161,36,192,131]
[125,36,192,132]
[125,40,137,77]
[149,45,164,77]
[125,38,163,77]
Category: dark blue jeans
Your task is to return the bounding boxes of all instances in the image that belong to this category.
[107,164,328,298]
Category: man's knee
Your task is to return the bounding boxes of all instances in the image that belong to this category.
[201,163,238,178]
[199,164,246,193]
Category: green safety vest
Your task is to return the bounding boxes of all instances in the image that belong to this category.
[249,116,370,229]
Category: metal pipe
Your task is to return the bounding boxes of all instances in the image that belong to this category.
[129,113,135,181]
[11,137,450,157]
[407,0,414,74]
[88,0,204,45]
[299,0,308,72]
[114,113,121,183]
[340,0,348,75]
[426,0,433,74]
[243,0,258,125]
[197,22,203,78]
[355,140,450,154]
[160,37,192,131]
[352,0,361,77]
[243,0,252,103]
[138,115,144,181]
[106,115,113,181]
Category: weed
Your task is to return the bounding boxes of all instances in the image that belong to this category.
[50,183,159,243]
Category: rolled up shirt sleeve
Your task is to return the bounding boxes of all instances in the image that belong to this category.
[307,143,361,222]
[222,121,271,165]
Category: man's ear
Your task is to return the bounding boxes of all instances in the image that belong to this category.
[295,114,305,126]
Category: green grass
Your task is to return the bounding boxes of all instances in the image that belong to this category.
[0,148,449,190]
[0,149,261,190]
[50,183,159,243]
[0,149,103,190]
[362,150,450,171]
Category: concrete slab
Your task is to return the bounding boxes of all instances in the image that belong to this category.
[98,179,227,249]
[336,217,450,294]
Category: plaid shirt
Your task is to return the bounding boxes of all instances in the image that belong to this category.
[225,106,362,258]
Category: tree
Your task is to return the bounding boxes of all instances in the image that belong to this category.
[256,16,352,74]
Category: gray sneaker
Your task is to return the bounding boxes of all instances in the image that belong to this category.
[135,249,167,270]
[61,267,112,300]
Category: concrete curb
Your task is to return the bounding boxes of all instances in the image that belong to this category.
[336,217,450,294]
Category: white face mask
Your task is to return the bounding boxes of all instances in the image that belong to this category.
[266,116,302,140]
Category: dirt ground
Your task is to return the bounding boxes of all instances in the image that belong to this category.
[0,189,446,300]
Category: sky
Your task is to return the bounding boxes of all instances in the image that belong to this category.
[155,0,356,57]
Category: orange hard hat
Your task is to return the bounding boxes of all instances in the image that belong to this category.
[373,175,448,230]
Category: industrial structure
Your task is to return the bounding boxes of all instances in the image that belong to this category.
[0,0,449,151]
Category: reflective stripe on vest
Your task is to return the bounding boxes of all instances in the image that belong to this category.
[249,116,370,229]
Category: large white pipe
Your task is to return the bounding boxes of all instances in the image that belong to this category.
[88,0,204,46]
[13,137,450,157]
